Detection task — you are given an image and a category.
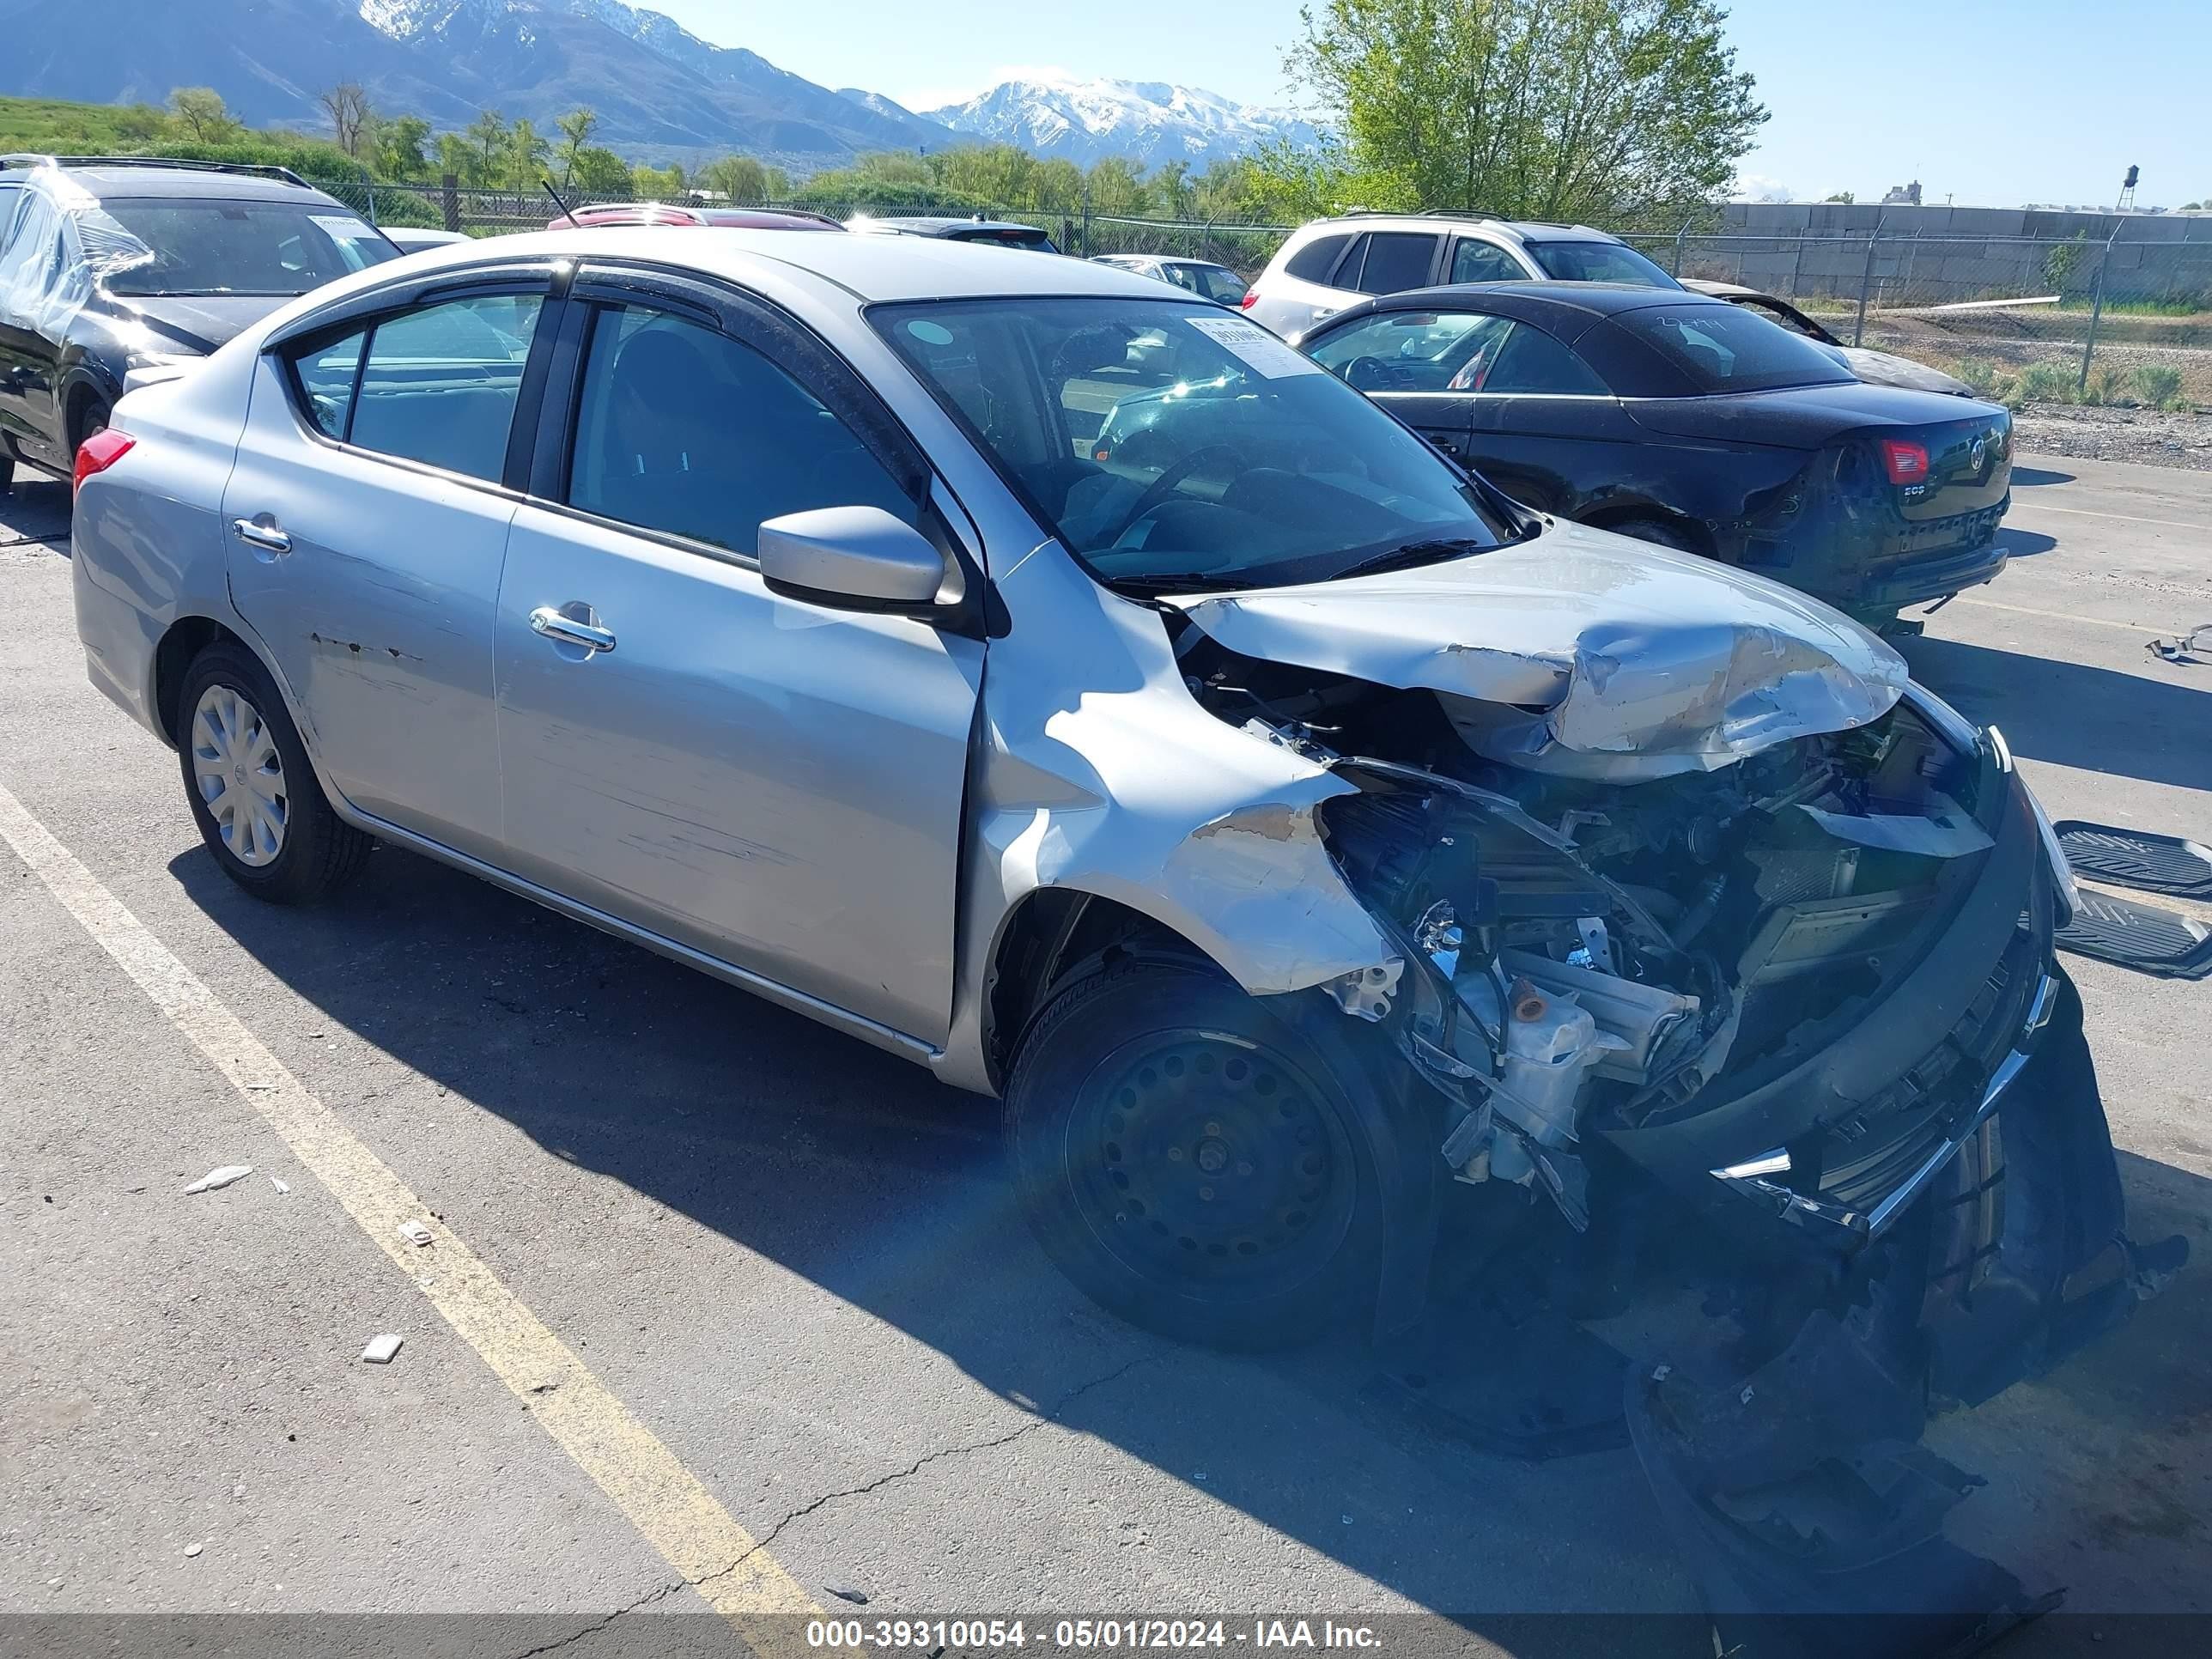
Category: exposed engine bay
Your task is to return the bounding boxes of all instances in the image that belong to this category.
[1173,617,2008,1244]
[1164,594,2182,1642]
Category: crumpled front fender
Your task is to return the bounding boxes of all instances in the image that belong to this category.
[934,542,1396,1093]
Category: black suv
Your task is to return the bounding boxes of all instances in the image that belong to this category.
[0,156,398,492]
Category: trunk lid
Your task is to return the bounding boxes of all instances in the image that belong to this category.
[1872,409,2012,521]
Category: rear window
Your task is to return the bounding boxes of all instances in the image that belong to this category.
[952,227,1059,252]
[1525,240,1676,288]
[1283,233,1352,283]
[1612,303,1855,393]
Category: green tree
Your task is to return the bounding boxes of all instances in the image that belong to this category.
[435,132,472,182]
[554,107,599,187]
[1823,190,1855,204]
[375,114,432,179]
[506,118,550,189]
[568,145,632,196]
[167,88,241,144]
[465,109,507,185]
[1273,0,1765,221]
[699,155,774,202]
[1084,155,1148,216]
[1152,159,1194,217]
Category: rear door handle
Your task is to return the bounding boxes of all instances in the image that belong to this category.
[529,605,617,653]
[231,517,292,554]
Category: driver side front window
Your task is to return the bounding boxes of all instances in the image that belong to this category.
[1307,311,1512,392]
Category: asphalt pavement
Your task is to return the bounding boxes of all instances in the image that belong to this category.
[2,453,2207,1651]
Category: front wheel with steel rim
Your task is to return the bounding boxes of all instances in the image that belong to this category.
[176,641,371,903]
[1006,960,1381,1349]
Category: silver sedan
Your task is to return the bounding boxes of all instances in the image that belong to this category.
[73,229,2143,1383]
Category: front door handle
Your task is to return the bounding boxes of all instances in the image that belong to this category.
[231,517,292,554]
[529,605,617,653]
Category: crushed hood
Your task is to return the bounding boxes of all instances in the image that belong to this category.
[1165,521,1911,781]
[1825,343,1976,398]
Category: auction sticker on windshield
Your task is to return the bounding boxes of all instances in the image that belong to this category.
[1183,314,1322,378]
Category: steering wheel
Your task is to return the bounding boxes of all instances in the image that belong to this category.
[1104,444,1247,544]
[1341,354,1403,392]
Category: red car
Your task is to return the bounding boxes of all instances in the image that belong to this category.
[545,202,842,231]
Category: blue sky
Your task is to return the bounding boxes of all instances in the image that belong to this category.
[651,0,2208,210]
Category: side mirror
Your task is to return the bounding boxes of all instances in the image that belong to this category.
[757,506,949,614]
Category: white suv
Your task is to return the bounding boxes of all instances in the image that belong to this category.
[1243,212,1680,338]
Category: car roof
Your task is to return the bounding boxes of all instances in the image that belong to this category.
[1295,214,1624,246]
[1353,279,1716,319]
[857,216,1049,235]
[0,158,344,206]
[358,225,1165,306]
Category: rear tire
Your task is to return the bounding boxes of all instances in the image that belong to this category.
[1004,960,1381,1349]
[72,398,112,459]
[176,641,372,904]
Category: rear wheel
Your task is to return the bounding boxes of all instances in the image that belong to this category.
[177,641,372,904]
[72,398,112,458]
[1005,961,1380,1349]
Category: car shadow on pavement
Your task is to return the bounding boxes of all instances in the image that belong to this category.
[1994,527,2057,559]
[0,478,72,552]
[165,839,1704,1638]
[2010,467,2075,488]
[1901,634,2212,793]
[167,836,2211,1640]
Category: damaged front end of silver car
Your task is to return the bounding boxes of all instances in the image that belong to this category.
[1162,539,2185,1641]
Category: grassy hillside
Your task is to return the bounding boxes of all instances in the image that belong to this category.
[0,96,168,155]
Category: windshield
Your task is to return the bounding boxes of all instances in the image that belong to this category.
[1527,240,1676,287]
[1617,301,1856,392]
[875,297,1512,593]
[94,198,397,297]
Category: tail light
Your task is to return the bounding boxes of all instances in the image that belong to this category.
[1238,289,1259,310]
[1877,438,1929,485]
[73,428,136,496]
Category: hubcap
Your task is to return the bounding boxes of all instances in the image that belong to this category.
[1070,1030,1356,1299]
[190,684,287,867]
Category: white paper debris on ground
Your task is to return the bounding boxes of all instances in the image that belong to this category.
[268,1176,289,1194]
[397,1221,433,1247]
[185,1165,253,1194]
[182,1543,202,1558]
[360,1334,404,1364]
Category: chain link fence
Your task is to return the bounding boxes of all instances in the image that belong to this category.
[328,177,2208,410]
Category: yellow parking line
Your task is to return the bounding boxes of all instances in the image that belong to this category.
[1941,595,2165,633]
[0,777,823,1650]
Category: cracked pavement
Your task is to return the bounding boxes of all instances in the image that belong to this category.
[3,457,2209,1646]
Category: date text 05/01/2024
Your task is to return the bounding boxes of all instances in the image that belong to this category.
[805,1620,1385,1650]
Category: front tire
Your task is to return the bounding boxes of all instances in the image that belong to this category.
[177,641,372,903]
[1005,961,1381,1349]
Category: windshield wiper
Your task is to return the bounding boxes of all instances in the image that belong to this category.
[1329,535,1496,583]
[1104,571,1255,596]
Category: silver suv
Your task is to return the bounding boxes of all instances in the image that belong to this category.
[1243,212,1680,337]
[72,230,2152,1404]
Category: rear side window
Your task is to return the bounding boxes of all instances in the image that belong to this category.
[1483,324,1608,394]
[1449,239,1525,283]
[293,327,368,437]
[291,294,544,481]
[1283,233,1352,283]
[1525,240,1676,288]
[565,305,918,555]
[1352,233,1441,296]
[1613,303,1854,393]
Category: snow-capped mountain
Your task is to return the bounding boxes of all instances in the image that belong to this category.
[923,74,1322,171]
